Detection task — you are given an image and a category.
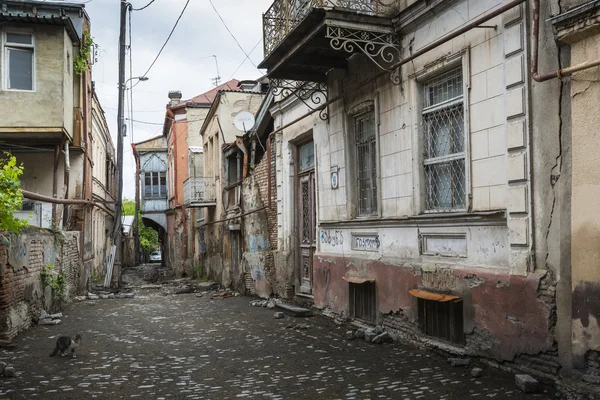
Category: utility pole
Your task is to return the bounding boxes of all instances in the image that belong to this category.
[111,0,128,287]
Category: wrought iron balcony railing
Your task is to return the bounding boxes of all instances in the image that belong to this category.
[263,0,398,57]
[183,177,217,207]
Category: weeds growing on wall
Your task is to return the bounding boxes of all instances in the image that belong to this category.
[74,31,94,76]
[40,264,68,302]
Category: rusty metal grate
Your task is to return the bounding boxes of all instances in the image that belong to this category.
[350,282,376,323]
[355,111,378,216]
[423,67,466,212]
[418,298,464,344]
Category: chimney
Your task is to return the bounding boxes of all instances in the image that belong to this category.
[168,91,182,106]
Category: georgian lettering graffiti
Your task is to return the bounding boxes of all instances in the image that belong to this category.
[320,230,344,247]
[352,234,381,251]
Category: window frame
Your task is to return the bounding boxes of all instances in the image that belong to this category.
[143,171,167,199]
[346,99,381,219]
[2,30,36,92]
[411,50,471,215]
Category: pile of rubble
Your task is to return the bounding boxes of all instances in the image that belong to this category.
[346,326,393,344]
[35,311,63,326]
[74,291,135,303]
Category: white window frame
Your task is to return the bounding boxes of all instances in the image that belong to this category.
[410,50,471,215]
[2,30,36,92]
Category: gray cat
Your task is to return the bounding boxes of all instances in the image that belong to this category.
[49,333,82,358]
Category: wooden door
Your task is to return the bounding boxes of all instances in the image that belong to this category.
[297,141,316,295]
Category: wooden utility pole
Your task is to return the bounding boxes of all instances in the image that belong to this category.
[108,0,128,287]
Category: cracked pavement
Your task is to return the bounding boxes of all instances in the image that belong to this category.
[0,265,554,399]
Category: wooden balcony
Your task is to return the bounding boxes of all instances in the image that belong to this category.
[183,177,217,208]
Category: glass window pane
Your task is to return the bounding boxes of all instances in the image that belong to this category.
[144,173,152,198]
[354,111,377,216]
[8,48,33,90]
[300,142,314,170]
[160,172,167,197]
[6,33,32,45]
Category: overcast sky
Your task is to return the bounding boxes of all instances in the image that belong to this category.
[85,0,273,199]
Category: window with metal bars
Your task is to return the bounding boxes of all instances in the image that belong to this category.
[349,282,377,323]
[354,110,378,216]
[418,298,464,344]
[422,67,466,212]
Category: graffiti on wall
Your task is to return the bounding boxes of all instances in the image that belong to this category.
[8,234,28,268]
[320,230,344,247]
[249,237,270,253]
[351,234,381,251]
[250,265,265,281]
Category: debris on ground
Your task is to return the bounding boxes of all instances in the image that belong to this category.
[515,374,539,393]
[0,340,17,350]
[36,311,62,325]
[372,332,392,344]
[471,367,484,378]
[345,330,355,340]
[0,362,15,378]
[448,358,471,367]
[274,312,285,319]
[293,324,310,331]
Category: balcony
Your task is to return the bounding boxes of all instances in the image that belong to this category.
[184,177,217,208]
[260,0,400,82]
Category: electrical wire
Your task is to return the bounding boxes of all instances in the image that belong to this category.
[134,0,190,86]
[227,38,262,81]
[207,0,260,70]
[131,0,156,11]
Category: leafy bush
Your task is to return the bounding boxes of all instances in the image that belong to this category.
[0,152,27,234]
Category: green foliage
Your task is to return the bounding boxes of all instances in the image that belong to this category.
[122,199,159,256]
[0,152,27,234]
[122,199,135,216]
[193,263,207,281]
[74,31,94,76]
[40,264,68,301]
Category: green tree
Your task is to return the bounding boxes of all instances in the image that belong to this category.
[121,199,159,256]
[0,152,27,234]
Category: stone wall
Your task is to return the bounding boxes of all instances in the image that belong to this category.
[0,229,83,341]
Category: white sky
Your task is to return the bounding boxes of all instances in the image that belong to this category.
[85,0,273,199]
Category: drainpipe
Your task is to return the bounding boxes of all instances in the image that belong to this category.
[132,143,141,265]
[22,189,115,216]
[532,0,600,81]
[63,142,71,228]
[52,141,62,225]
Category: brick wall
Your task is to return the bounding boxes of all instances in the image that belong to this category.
[0,229,83,341]
[251,136,280,294]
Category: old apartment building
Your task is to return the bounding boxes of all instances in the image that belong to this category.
[248,0,600,390]
[0,0,116,340]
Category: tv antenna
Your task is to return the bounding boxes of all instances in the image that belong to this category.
[211,55,221,87]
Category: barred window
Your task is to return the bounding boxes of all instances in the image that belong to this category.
[423,67,466,212]
[354,111,378,216]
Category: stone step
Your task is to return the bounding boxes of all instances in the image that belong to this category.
[275,302,312,317]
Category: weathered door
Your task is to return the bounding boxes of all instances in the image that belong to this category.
[297,141,316,295]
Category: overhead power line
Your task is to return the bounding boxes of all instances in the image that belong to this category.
[135,0,190,83]
[228,38,262,81]
[208,0,259,70]
[132,0,156,11]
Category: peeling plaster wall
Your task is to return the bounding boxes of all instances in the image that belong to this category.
[568,28,600,368]
[306,0,559,376]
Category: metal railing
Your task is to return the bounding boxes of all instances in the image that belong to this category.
[263,0,398,57]
[183,177,217,206]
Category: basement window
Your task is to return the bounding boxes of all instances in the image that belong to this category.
[417,296,464,344]
[349,281,377,323]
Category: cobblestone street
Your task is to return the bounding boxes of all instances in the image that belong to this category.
[0,265,554,399]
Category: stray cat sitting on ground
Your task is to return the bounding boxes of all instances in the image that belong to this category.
[49,333,82,358]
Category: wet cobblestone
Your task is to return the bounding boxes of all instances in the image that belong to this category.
[0,267,554,399]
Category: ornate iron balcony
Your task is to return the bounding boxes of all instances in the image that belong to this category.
[183,177,217,207]
[263,0,398,57]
